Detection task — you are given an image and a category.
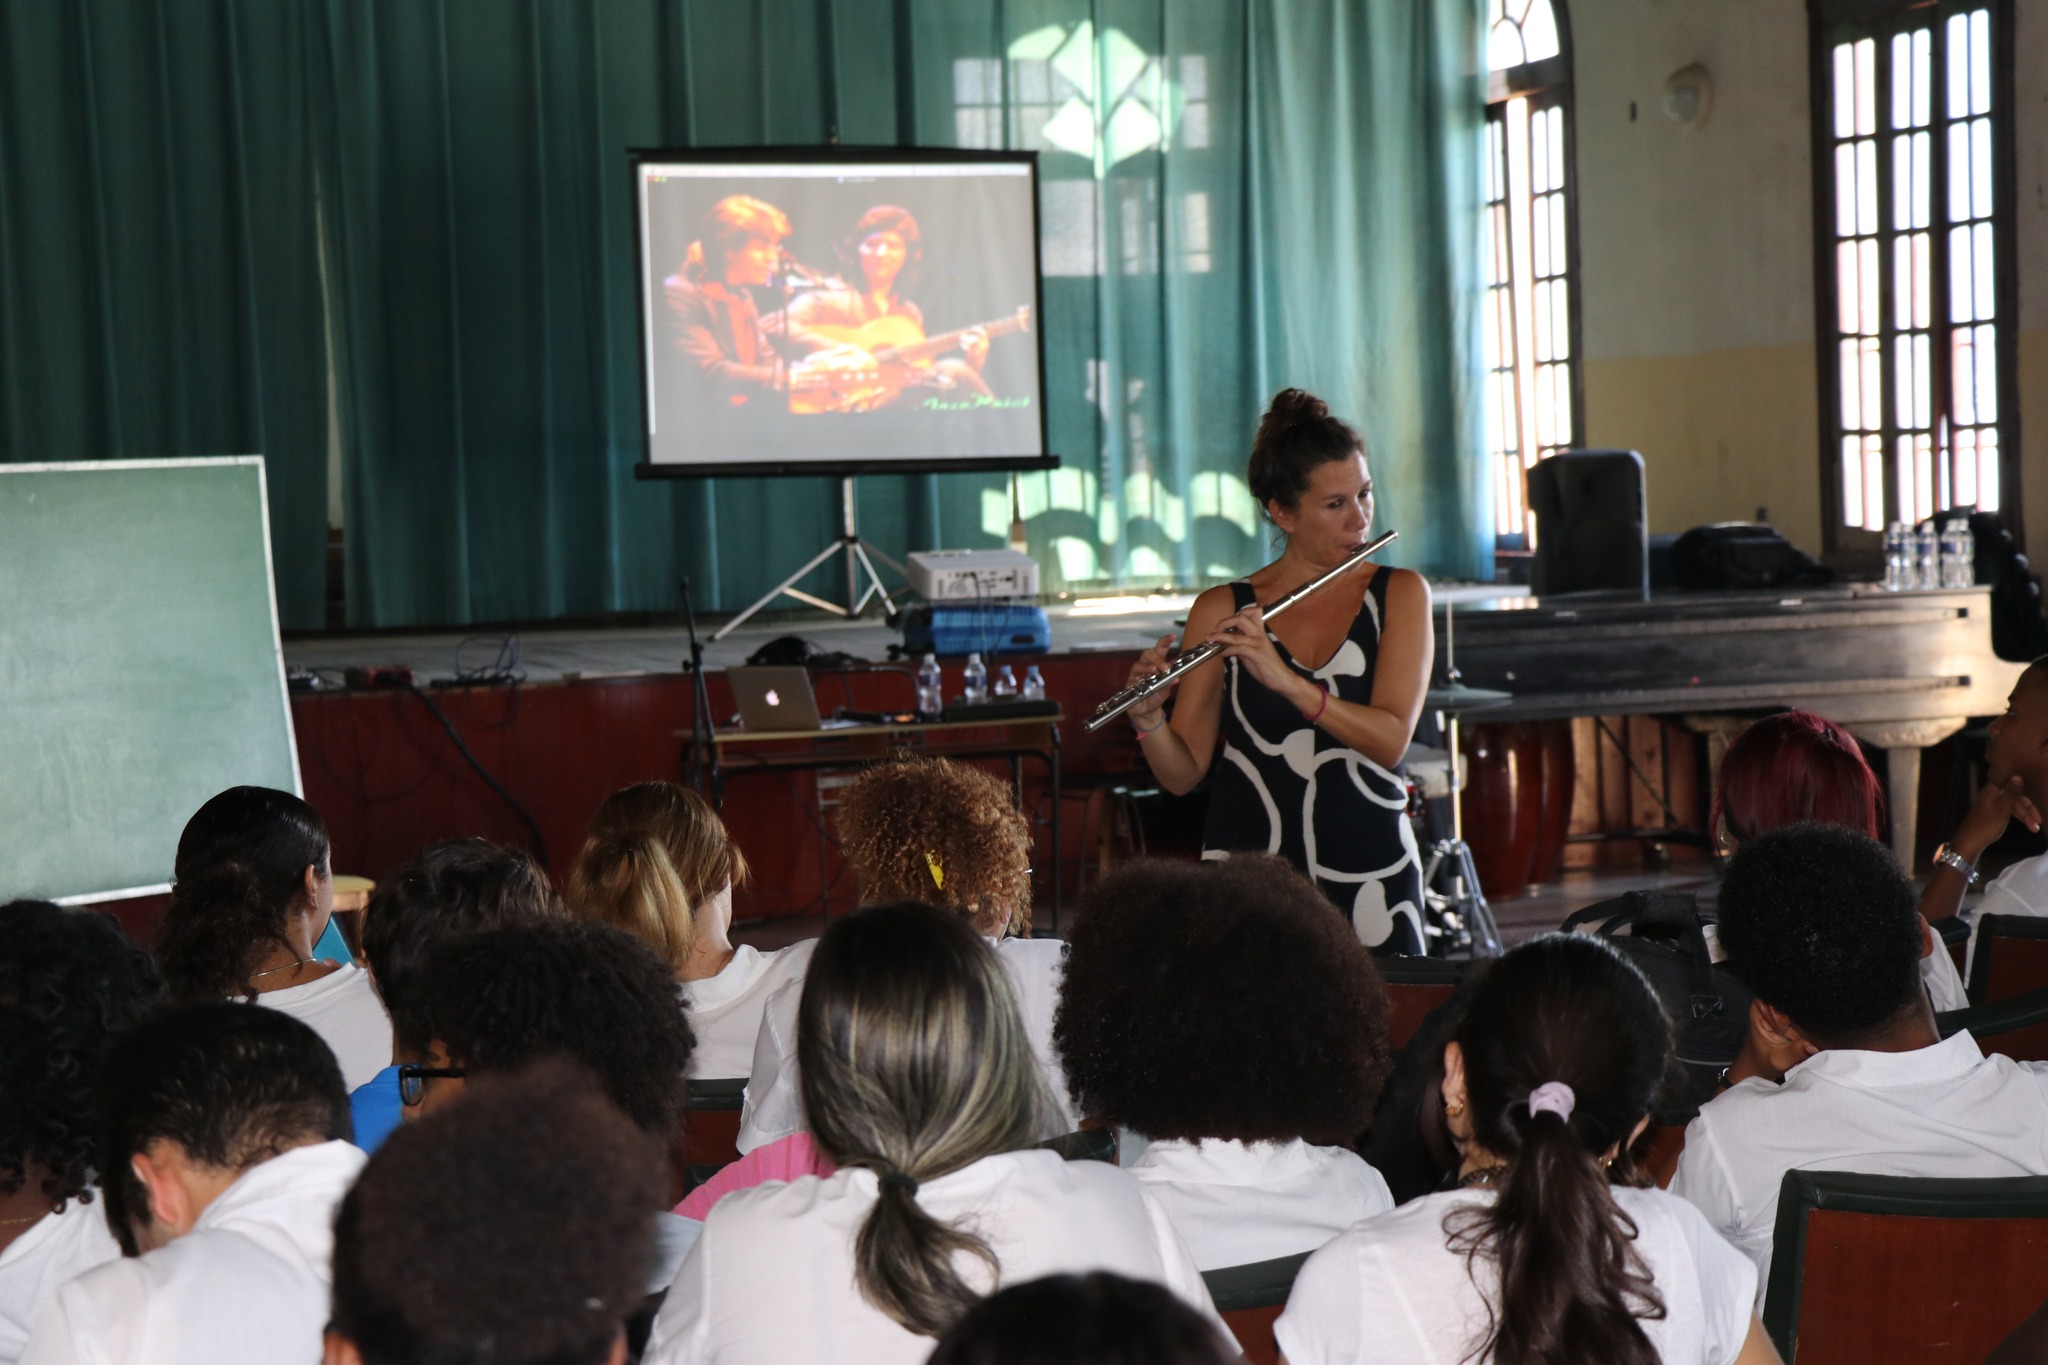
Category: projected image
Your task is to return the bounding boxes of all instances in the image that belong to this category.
[637,156,1046,470]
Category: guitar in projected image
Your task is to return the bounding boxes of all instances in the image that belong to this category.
[788,305,1031,415]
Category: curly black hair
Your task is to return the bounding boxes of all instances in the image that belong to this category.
[98,1001,351,1255]
[1717,822,1925,1045]
[927,1273,1237,1365]
[0,901,165,1208]
[1054,856,1391,1144]
[398,920,694,1141]
[358,838,561,1020]
[330,1060,662,1365]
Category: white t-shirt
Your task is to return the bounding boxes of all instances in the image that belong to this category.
[1964,851,2048,977]
[685,941,816,1079]
[1922,942,1969,1013]
[1274,1186,1757,1365]
[255,965,393,1091]
[22,1140,365,1365]
[0,1199,119,1365]
[643,1148,1226,1365]
[1670,1030,2048,1303]
[1125,1137,1393,1271]
[735,936,1076,1153]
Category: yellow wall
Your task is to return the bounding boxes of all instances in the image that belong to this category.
[1583,344,1822,549]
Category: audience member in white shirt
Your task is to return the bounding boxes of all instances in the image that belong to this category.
[0,901,166,1365]
[1917,664,2048,973]
[390,917,702,1284]
[1277,933,1780,1365]
[326,1062,661,1365]
[1712,710,1969,1011]
[154,786,393,1090]
[738,758,1076,1155]
[927,1272,1238,1365]
[1054,855,1394,1270]
[565,781,815,1078]
[646,902,1227,1365]
[1671,824,2048,1302]
[22,1001,363,1365]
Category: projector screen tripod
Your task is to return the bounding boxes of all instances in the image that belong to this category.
[712,475,908,640]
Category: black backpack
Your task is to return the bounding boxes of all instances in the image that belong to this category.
[1671,522,1835,591]
[1560,891,1753,1117]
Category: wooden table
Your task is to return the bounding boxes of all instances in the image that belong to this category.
[677,711,1064,927]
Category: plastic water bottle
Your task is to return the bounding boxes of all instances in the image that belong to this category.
[1955,519,1976,586]
[1941,518,1975,588]
[963,652,988,704]
[1021,665,1046,701]
[915,654,943,720]
[1883,523,1909,591]
[994,664,1018,697]
[1913,522,1940,590]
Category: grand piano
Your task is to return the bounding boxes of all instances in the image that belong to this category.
[1433,584,2026,866]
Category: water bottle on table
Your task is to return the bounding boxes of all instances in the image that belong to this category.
[916,653,944,720]
[963,652,989,704]
[1913,522,1939,589]
[994,664,1018,697]
[1883,523,1909,591]
[1022,665,1045,701]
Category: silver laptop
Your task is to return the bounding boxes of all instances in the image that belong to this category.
[727,666,859,732]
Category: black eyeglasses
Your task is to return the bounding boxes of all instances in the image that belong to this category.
[397,1064,466,1107]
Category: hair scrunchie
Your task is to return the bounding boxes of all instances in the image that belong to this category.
[877,1170,920,1197]
[1525,1081,1577,1123]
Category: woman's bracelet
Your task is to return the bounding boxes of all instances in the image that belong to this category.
[1299,684,1330,724]
[1131,715,1166,738]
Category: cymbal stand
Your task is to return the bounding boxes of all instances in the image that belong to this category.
[1421,601,1505,957]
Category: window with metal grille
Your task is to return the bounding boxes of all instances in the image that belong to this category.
[1484,0,1580,549]
[1814,0,2016,552]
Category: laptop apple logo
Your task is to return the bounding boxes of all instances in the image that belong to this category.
[765,689,781,707]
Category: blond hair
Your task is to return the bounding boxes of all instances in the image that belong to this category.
[836,758,1033,937]
[564,782,747,973]
[798,902,1049,1337]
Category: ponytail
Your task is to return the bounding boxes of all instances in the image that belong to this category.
[565,782,745,976]
[159,788,328,1002]
[1445,935,1673,1365]
[798,903,1048,1338]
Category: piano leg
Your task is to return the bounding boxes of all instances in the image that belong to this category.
[1843,719,1967,873]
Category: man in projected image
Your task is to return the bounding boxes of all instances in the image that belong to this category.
[785,204,1015,413]
[661,194,795,408]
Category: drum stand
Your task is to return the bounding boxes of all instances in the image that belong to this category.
[712,475,907,640]
[1421,602,1506,957]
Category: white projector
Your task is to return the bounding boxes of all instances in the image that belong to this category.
[907,548,1040,602]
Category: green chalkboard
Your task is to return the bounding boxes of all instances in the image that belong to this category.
[0,458,300,901]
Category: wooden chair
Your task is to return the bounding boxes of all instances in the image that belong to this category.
[1968,914,2048,1006]
[1936,986,2048,1063]
[1201,1250,1313,1365]
[1762,1171,2048,1363]
[679,1077,747,1195]
[1934,914,1970,977]
[1376,956,1470,1051]
[1630,1122,1688,1189]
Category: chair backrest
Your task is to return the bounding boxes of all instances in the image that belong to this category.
[1934,914,1970,976]
[681,1076,747,1170]
[1526,450,1649,597]
[1935,987,2048,1063]
[1376,956,1470,1052]
[1201,1250,1314,1365]
[1631,1123,1688,1189]
[1968,914,2048,1006]
[1763,1171,2048,1363]
[1037,1126,1117,1163]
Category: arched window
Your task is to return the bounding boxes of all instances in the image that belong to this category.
[1483,0,1580,555]
[1813,0,2016,557]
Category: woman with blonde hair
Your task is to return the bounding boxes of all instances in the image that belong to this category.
[734,757,1075,1155]
[567,781,811,1078]
[645,902,1224,1364]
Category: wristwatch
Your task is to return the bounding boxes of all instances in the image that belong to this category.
[1933,841,1982,887]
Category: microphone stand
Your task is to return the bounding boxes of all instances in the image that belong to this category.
[679,577,714,796]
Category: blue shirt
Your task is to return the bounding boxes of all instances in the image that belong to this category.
[350,1066,404,1154]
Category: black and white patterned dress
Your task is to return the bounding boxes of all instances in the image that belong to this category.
[1200,570,1426,954]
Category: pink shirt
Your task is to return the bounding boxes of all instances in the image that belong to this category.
[676,1132,835,1220]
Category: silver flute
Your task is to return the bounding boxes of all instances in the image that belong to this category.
[1084,529,1398,733]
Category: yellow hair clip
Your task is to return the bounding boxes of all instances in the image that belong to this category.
[924,850,945,890]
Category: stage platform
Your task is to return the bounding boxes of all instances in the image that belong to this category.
[282,582,1529,682]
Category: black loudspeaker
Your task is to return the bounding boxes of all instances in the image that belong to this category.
[1526,450,1650,598]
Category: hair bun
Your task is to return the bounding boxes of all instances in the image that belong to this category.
[1265,388,1330,423]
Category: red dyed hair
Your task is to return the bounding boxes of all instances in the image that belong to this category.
[1712,711,1886,844]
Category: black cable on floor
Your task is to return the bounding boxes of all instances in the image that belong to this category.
[405,685,549,865]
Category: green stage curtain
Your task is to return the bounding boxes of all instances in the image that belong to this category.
[0,0,333,627]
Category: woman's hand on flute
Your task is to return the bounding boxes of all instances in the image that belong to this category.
[1206,605,1320,711]
[1123,634,1178,730]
